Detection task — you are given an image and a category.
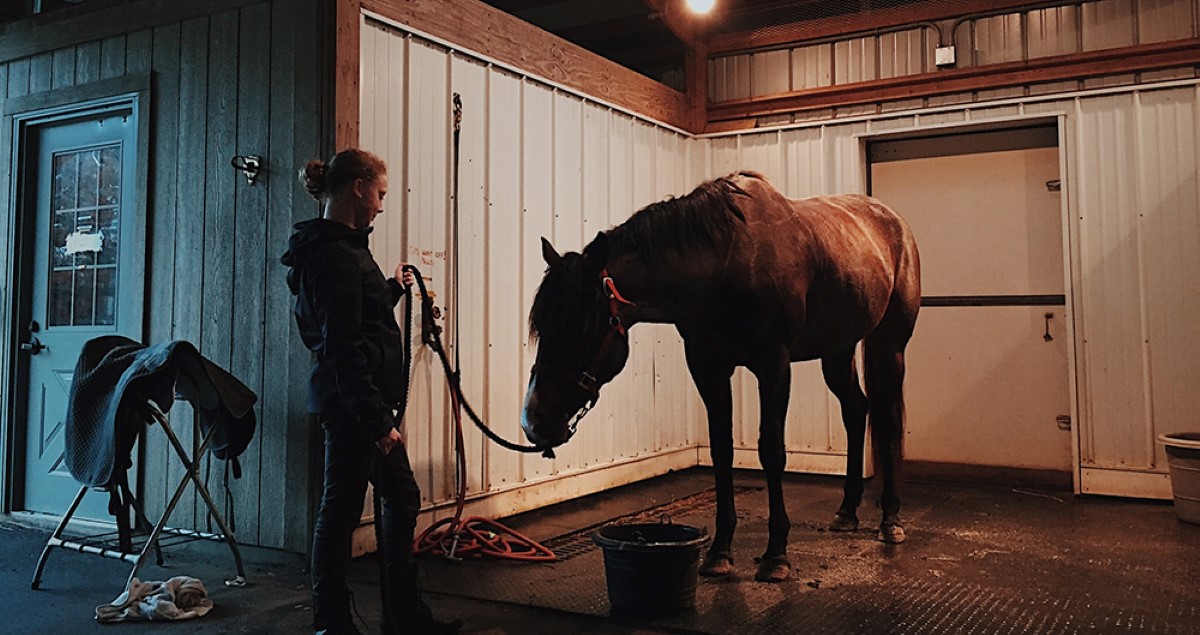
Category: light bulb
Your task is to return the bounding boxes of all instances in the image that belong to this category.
[686,0,715,15]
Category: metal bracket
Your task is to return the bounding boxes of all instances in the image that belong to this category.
[230,155,262,186]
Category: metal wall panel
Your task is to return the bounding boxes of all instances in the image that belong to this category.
[834,37,878,85]
[751,49,790,95]
[1134,88,1200,468]
[630,121,660,456]
[1137,0,1195,42]
[878,29,928,80]
[579,104,614,468]
[1073,93,1148,469]
[1027,5,1081,59]
[710,54,753,102]
[483,69,525,492]
[790,44,832,91]
[740,130,784,182]
[451,55,489,496]
[654,132,690,453]
[361,20,699,512]
[973,14,1024,65]
[520,80,556,483]
[405,38,453,504]
[1082,0,1136,50]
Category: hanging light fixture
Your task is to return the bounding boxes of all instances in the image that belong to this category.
[686,0,715,15]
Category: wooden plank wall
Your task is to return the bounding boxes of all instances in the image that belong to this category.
[0,0,323,551]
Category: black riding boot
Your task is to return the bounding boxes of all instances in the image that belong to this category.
[380,563,462,635]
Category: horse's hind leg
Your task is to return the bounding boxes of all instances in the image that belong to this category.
[865,334,909,544]
[685,344,738,577]
[822,349,869,533]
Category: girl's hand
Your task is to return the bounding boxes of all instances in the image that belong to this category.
[394,263,417,289]
[376,426,404,455]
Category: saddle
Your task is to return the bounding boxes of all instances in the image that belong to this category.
[64,336,257,540]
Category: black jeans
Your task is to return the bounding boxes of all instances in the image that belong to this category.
[311,415,422,633]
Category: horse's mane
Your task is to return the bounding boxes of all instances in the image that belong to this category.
[531,172,758,342]
[601,171,755,263]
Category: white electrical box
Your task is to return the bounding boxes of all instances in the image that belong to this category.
[935,46,956,67]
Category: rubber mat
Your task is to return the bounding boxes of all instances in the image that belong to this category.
[416,474,1200,633]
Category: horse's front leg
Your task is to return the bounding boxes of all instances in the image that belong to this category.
[753,355,792,582]
[686,346,737,578]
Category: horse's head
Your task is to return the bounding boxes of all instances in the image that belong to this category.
[522,232,631,449]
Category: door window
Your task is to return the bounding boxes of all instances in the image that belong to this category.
[48,144,122,327]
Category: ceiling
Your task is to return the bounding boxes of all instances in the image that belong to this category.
[479,0,686,88]
[478,0,938,90]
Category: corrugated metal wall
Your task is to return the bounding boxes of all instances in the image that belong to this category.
[705,82,1200,496]
[362,7,1198,505]
[360,17,705,516]
[1072,87,1200,496]
[710,0,1198,102]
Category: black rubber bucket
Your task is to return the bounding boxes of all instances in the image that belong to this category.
[591,519,710,618]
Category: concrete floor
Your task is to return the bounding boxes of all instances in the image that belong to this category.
[3,468,1198,633]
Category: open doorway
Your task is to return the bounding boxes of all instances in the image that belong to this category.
[869,124,1073,488]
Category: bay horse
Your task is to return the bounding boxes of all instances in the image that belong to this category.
[522,171,920,582]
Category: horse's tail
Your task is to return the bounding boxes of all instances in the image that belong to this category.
[864,340,906,483]
[864,221,919,484]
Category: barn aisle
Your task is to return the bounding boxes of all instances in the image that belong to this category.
[415,468,1200,634]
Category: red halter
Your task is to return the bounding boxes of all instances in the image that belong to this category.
[529,269,637,445]
[577,269,636,397]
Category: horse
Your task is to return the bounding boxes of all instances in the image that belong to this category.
[521,171,920,582]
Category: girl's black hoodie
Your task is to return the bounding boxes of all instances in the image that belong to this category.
[280,218,408,442]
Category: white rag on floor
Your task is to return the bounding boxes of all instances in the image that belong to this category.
[95,576,214,623]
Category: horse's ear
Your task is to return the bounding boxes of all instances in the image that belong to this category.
[585,232,608,271]
[540,237,561,267]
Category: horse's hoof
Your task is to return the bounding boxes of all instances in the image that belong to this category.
[753,555,791,582]
[878,523,907,544]
[699,554,734,577]
[829,513,859,532]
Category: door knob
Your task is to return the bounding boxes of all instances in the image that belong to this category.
[20,335,46,355]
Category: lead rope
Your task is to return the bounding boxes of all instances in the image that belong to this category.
[410,94,554,563]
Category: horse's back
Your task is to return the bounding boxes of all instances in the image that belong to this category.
[724,174,920,355]
[727,175,916,286]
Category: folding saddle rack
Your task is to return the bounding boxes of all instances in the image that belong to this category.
[31,336,258,590]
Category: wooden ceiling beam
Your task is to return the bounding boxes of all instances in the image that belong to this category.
[707,38,1200,123]
[363,0,695,131]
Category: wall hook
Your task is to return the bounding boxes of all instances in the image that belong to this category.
[231,155,262,186]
